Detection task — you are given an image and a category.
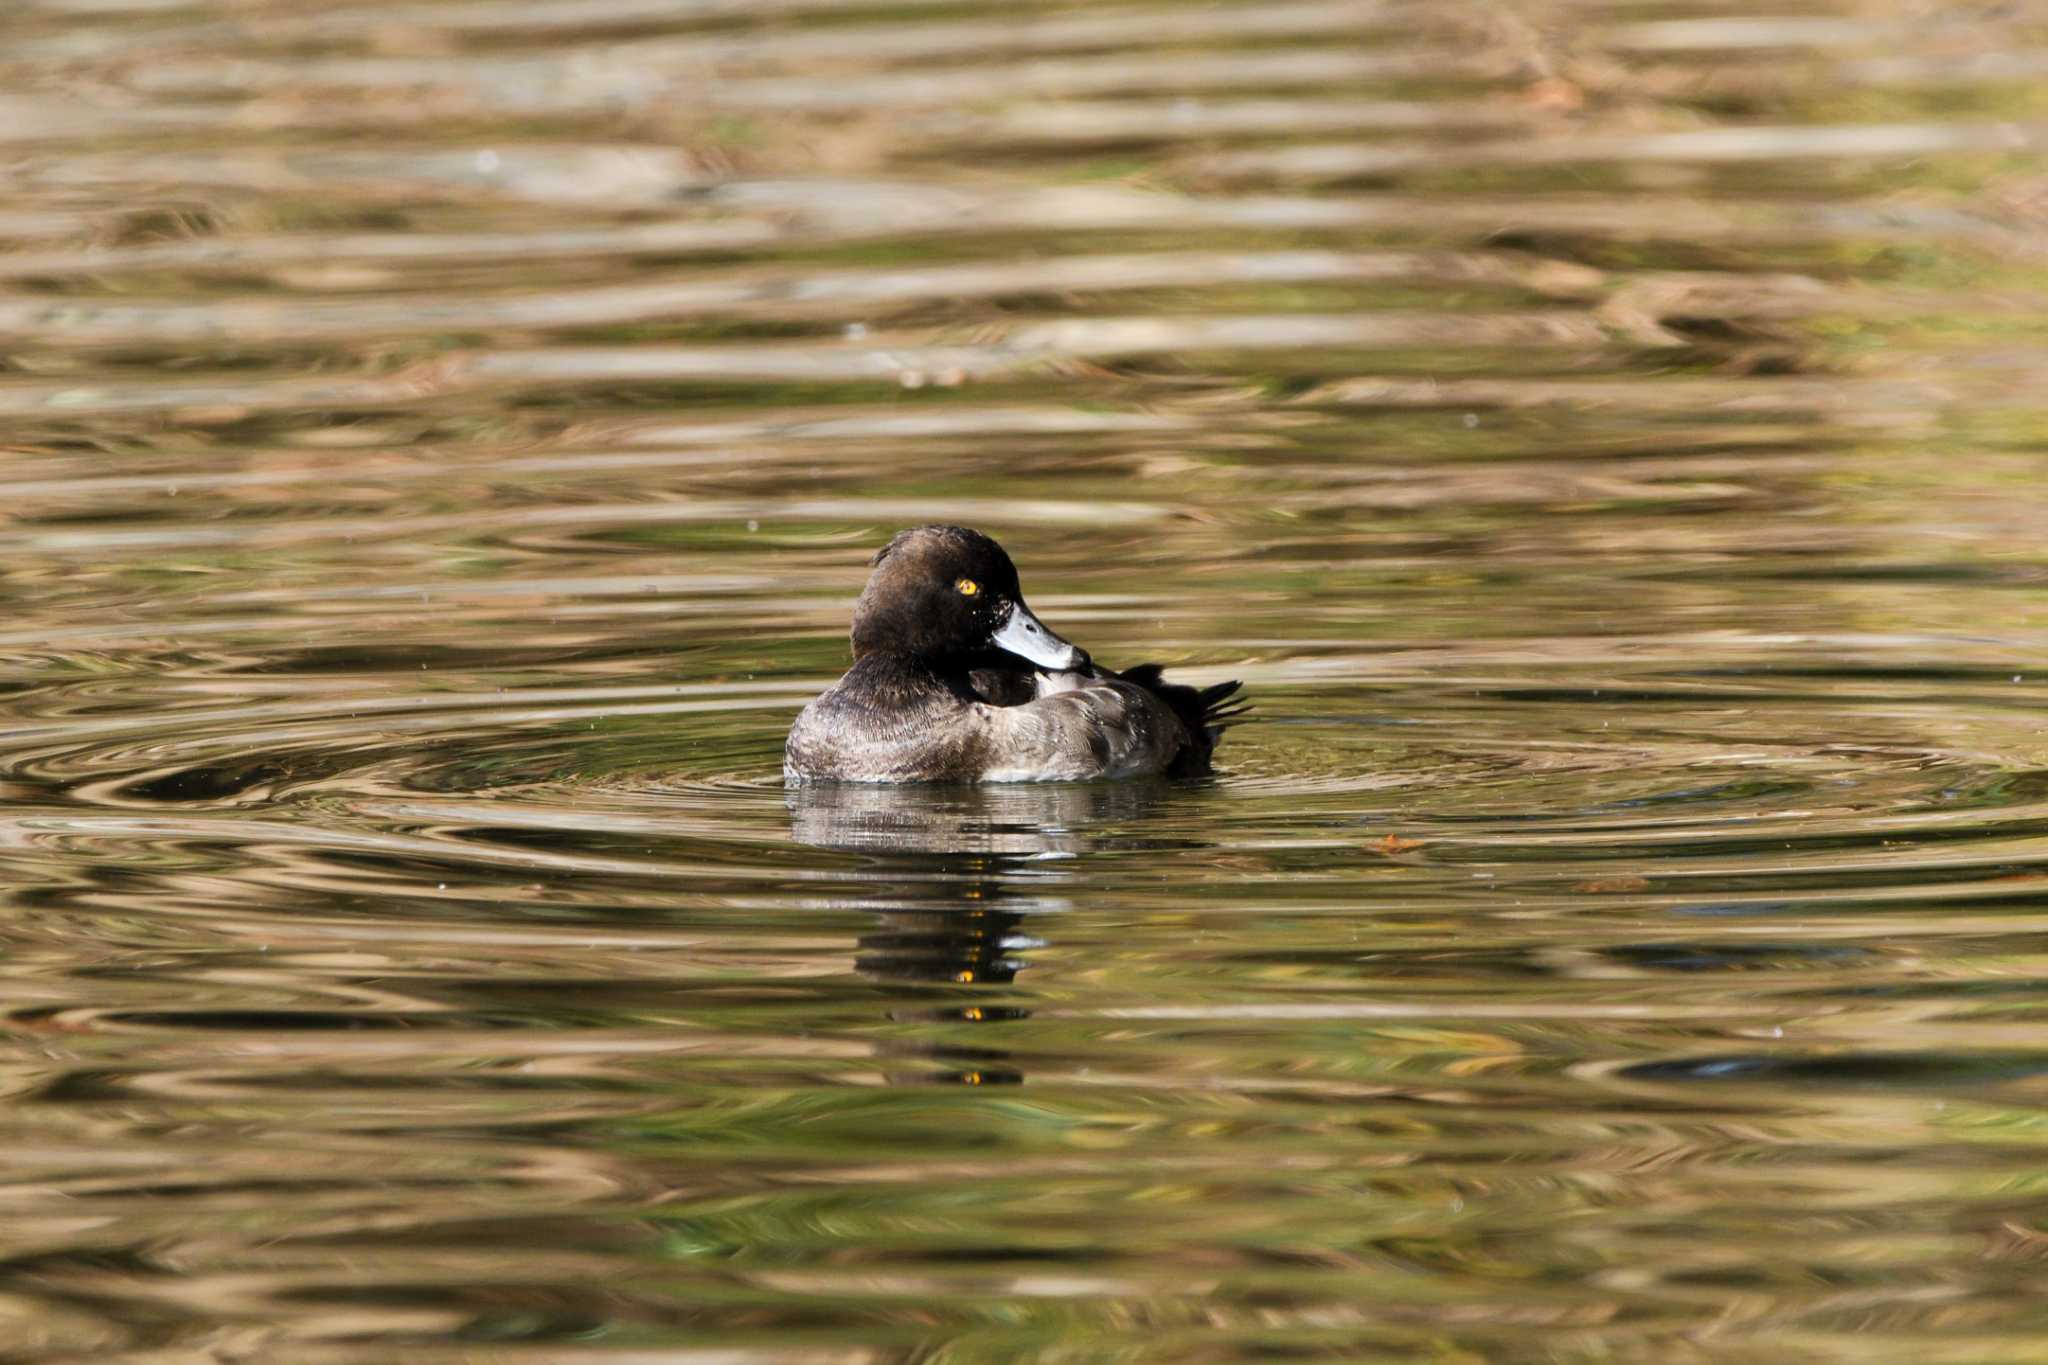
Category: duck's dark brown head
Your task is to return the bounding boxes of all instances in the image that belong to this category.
[849,525,1087,671]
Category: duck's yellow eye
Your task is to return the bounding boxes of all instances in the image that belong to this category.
[955,578,980,597]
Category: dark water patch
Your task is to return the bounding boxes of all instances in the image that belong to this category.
[1622,1052,2048,1093]
[1601,941,1883,973]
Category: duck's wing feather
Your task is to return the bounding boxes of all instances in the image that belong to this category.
[1114,664,1247,776]
[977,677,1185,781]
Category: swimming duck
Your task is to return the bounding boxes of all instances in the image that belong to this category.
[785,525,1243,783]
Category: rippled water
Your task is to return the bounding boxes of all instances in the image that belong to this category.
[6,0,2048,1358]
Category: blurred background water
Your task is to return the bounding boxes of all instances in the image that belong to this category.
[5,0,2048,1359]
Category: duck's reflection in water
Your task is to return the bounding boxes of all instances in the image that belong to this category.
[787,781,1189,1085]
[787,778,1180,859]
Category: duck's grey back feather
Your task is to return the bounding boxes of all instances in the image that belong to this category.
[784,659,1190,783]
[977,676,1182,781]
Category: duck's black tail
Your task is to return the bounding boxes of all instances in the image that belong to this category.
[1117,664,1250,777]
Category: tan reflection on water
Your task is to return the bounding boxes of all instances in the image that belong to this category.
[3,0,2048,1358]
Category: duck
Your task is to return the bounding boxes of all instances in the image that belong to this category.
[785,525,1244,784]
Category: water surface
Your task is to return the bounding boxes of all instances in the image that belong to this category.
[5,1,2048,1359]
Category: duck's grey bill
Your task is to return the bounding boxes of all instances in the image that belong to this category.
[991,601,1084,670]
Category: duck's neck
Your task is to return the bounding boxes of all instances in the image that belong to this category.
[845,650,974,701]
